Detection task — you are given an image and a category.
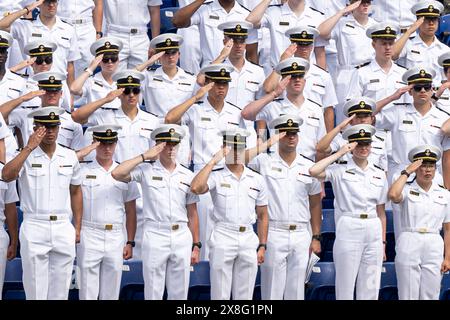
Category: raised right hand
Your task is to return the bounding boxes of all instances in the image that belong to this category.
[27,0,45,11]
[89,54,104,70]
[339,142,357,155]
[280,43,297,61]
[272,76,291,97]
[342,0,361,15]
[27,126,46,150]
[338,114,356,130]
[405,159,423,175]
[105,88,125,102]
[142,142,166,161]
[22,90,46,102]
[210,146,231,166]
[194,82,214,101]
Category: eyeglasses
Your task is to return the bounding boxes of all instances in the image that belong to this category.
[123,87,141,95]
[0,48,7,54]
[413,84,432,92]
[101,55,119,63]
[35,55,53,65]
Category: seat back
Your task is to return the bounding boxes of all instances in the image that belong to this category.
[305,262,336,300]
[379,262,398,300]
[119,260,144,300]
[320,209,335,262]
[440,271,450,300]
[385,210,396,262]
[3,258,25,300]
[160,7,179,34]
[188,261,211,300]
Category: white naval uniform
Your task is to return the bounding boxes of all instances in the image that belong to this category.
[77,160,140,300]
[79,72,120,110]
[398,35,450,87]
[259,3,327,69]
[325,159,388,300]
[130,160,199,300]
[0,162,19,300]
[103,0,162,69]
[9,108,84,151]
[57,0,97,78]
[86,106,160,260]
[395,181,450,300]
[18,144,81,300]
[304,63,338,112]
[331,15,376,124]
[224,58,265,149]
[10,15,81,76]
[248,152,321,300]
[177,0,201,75]
[206,166,268,300]
[436,88,450,114]
[0,69,27,160]
[142,66,196,167]
[256,97,326,160]
[189,0,257,67]
[182,98,245,260]
[371,0,419,30]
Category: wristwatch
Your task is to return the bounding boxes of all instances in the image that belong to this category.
[400,169,410,178]
[192,242,202,251]
[96,31,103,37]
[312,234,322,242]
[257,243,267,251]
[431,93,439,101]
[126,240,136,248]
[84,67,93,76]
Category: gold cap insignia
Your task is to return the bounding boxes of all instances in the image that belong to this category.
[38,44,45,52]
[287,119,293,126]
[165,38,172,46]
[105,41,111,48]
[359,129,366,137]
[428,5,434,12]
[49,76,55,83]
[292,62,298,70]
[236,24,241,32]
[49,112,55,119]
[169,128,175,136]
[425,149,431,156]
[301,30,307,38]
[220,68,226,76]
[359,101,366,108]
[420,69,426,77]
[235,133,241,141]
[127,75,133,83]
[106,129,112,136]
[385,26,391,34]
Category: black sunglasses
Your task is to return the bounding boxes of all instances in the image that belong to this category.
[413,84,432,92]
[102,55,119,63]
[35,55,53,65]
[0,48,7,54]
[123,87,141,95]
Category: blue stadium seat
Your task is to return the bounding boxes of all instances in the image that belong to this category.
[320,209,335,262]
[188,261,210,300]
[385,210,396,262]
[440,271,450,300]
[119,260,144,300]
[379,262,398,300]
[305,262,336,300]
[437,14,450,44]
[161,0,178,8]
[3,258,25,300]
[160,7,179,34]
[253,267,261,300]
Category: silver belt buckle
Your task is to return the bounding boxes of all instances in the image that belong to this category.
[130,28,138,34]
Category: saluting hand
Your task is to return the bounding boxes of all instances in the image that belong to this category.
[392,85,413,101]
[142,142,166,161]
[105,88,125,102]
[272,76,291,98]
[194,82,214,101]
[218,38,234,61]
[338,114,356,130]
[342,0,361,15]
[89,54,104,70]
[405,159,423,175]
[339,142,357,155]
[280,43,297,61]
[21,90,46,102]
[27,126,47,150]
[210,146,231,166]
[27,0,45,12]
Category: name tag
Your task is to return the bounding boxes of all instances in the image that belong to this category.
[31,164,42,168]
[61,37,69,40]
[60,165,73,168]
[279,21,289,26]
[345,170,355,175]
[271,167,282,172]
[369,79,380,83]
[402,120,413,124]
[153,78,163,82]
[209,15,219,20]
[345,23,355,28]
[180,181,190,187]
[31,33,42,37]
[248,81,259,85]
[178,82,191,86]
[94,81,103,87]
[201,117,211,122]
[411,50,420,54]
[249,187,260,192]
[372,176,381,180]
[410,190,420,196]
[152,176,163,181]
[220,183,231,188]
[86,175,96,179]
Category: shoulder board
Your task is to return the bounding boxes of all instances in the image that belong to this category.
[355,61,370,69]
[100,107,117,110]
[179,163,192,171]
[307,98,321,108]
[409,36,416,40]
[439,184,449,190]
[184,70,194,76]
[195,100,204,104]
[212,167,224,172]
[140,109,159,117]
[248,60,263,68]
[299,153,314,162]
[273,98,284,102]
[60,19,71,25]
[79,160,93,164]
[395,63,407,70]
[65,110,71,114]
[114,161,120,164]
[240,4,251,12]
[335,160,348,164]
[226,101,242,110]
[393,102,411,106]
[146,65,158,72]
[310,7,325,15]
[373,164,384,171]
[435,106,450,116]
[143,160,156,164]
[269,3,283,7]
[58,143,73,150]
[20,17,35,21]
[313,63,328,73]
[406,176,416,185]
[203,1,213,5]
[374,135,384,141]
[10,70,23,77]
[246,166,260,175]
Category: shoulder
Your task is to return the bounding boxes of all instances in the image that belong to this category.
[226,101,242,111]
[394,63,408,70]
[140,108,160,118]
[355,61,371,69]
[306,98,322,109]
[268,3,283,7]
[435,105,450,117]
[79,160,93,164]
[246,166,261,175]
[312,63,329,74]
[373,163,384,172]
[58,143,74,151]
[309,6,325,15]
[299,153,315,163]
[212,167,224,172]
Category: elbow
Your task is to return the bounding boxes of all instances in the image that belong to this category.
[164,114,174,124]
[1,170,15,183]
[241,108,253,121]
[111,170,121,182]
[388,191,401,204]
[190,184,204,195]
[172,16,187,28]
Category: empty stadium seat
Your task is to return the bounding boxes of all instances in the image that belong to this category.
[3,258,25,300]
[119,260,144,300]
[161,0,178,8]
[437,14,450,44]
[188,261,210,300]
[160,7,179,34]
[385,210,396,262]
[253,267,261,300]
[379,262,398,300]
[320,209,335,262]
[305,262,336,300]
[440,271,450,300]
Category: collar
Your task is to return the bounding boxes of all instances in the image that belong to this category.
[94,72,115,87]
[211,0,244,14]
[34,144,66,158]
[152,159,183,175]
[35,15,66,30]
[221,165,252,180]
[115,105,142,119]
[271,151,304,168]
[154,66,186,81]
[91,158,118,173]
[202,97,234,114]
[281,2,312,18]
[410,180,442,194]
[225,58,254,75]
[407,104,440,118]
[345,157,373,173]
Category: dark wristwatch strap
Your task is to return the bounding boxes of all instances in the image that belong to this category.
[126,240,136,247]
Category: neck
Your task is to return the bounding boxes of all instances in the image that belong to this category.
[207,95,225,112]
[162,65,178,79]
[353,156,368,169]
[0,64,5,79]
[218,0,234,12]
[121,104,138,119]
[96,157,113,171]
[288,0,305,14]
[226,163,244,175]
[39,142,57,157]
[353,12,368,25]
[229,55,245,70]
[375,55,392,70]
[417,179,432,192]
[279,149,296,166]
[419,32,435,45]
[39,14,57,28]
[160,156,177,172]
[102,71,114,84]
[413,100,432,115]
[287,93,304,107]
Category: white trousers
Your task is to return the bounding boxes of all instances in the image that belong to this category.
[77,225,124,300]
[209,225,259,300]
[177,26,201,75]
[0,227,9,300]
[19,218,76,300]
[260,226,310,300]
[106,28,150,70]
[142,221,192,300]
[333,216,383,300]
[395,232,444,300]
[72,23,96,79]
